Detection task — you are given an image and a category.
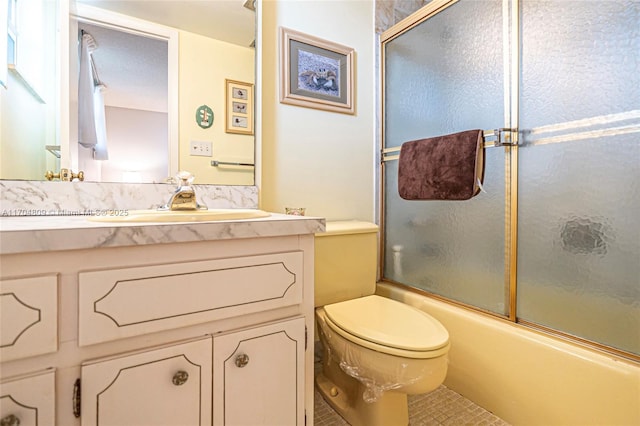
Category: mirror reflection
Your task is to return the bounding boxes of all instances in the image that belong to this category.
[0,0,58,181]
[76,21,170,183]
[0,0,256,185]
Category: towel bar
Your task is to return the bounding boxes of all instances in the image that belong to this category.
[210,160,255,167]
[382,128,518,162]
[46,145,61,159]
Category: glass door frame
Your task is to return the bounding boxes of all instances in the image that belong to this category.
[378,0,638,362]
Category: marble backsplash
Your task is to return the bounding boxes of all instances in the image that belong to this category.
[0,180,258,216]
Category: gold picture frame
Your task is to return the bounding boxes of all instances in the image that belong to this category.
[225,79,254,135]
[280,27,355,115]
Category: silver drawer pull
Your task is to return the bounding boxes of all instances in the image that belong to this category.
[235,353,250,368]
[172,370,189,386]
[1,414,20,426]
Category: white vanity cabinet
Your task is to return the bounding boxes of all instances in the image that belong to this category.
[81,337,212,426]
[0,217,321,426]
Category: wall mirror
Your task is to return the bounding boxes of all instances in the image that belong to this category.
[0,0,256,185]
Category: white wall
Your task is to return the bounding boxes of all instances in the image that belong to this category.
[260,0,376,221]
[105,107,168,183]
[77,107,168,183]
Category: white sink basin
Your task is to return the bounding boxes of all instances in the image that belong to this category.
[88,209,271,223]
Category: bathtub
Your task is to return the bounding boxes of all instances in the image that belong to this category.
[377,282,640,426]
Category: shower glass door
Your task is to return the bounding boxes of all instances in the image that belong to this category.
[382,0,508,315]
[517,0,640,355]
[382,0,639,358]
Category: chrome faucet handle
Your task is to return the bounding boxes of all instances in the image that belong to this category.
[176,171,195,187]
[158,171,207,211]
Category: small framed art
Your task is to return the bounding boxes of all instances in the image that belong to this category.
[280,27,355,115]
[225,79,254,135]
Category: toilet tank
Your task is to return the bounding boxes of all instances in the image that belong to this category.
[314,221,379,307]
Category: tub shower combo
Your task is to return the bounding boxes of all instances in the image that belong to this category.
[380,0,639,360]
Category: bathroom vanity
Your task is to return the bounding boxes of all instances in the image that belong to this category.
[0,213,324,425]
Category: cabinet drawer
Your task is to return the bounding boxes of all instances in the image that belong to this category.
[0,275,57,361]
[79,251,303,346]
[0,369,56,426]
[81,336,212,426]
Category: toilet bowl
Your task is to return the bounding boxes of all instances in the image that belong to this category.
[314,222,450,426]
[315,295,449,426]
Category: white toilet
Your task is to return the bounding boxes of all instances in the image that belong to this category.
[314,221,450,426]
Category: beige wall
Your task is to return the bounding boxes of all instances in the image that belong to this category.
[259,0,376,220]
[179,32,255,186]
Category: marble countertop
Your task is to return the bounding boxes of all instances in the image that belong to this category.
[0,213,325,255]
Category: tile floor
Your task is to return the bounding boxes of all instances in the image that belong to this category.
[314,384,511,426]
[313,344,510,425]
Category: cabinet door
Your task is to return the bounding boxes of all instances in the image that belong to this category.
[0,275,57,361]
[81,337,212,426]
[0,369,55,426]
[213,317,305,426]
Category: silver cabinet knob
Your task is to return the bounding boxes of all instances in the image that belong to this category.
[235,353,250,368]
[1,414,20,426]
[172,370,189,386]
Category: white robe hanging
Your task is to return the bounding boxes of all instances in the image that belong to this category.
[92,83,109,160]
[78,33,108,160]
[78,33,97,148]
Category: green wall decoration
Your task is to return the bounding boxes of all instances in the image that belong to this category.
[196,105,214,129]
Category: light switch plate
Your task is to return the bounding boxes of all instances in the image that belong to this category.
[190,140,212,157]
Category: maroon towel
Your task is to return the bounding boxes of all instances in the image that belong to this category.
[398,130,484,200]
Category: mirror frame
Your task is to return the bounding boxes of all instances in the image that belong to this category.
[69,4,179,179]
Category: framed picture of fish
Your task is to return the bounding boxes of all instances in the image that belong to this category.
[225,79,254,135]
[280,27,355,115]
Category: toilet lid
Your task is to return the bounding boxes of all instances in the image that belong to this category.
[323,295,449,352]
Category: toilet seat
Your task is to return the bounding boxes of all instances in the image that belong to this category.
[322,295,450,359]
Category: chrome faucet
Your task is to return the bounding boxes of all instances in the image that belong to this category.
[159,171,207,211]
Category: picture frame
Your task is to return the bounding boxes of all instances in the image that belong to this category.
[280,27,355,115]
[225,79,254,135]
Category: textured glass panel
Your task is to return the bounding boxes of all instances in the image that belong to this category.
[385,0,504,149]
[519,0,640,126]
[383,0,506,314]
[518,0,640,355]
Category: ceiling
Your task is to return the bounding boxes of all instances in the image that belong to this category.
[80,21,169,112]
[77,0,256,47]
